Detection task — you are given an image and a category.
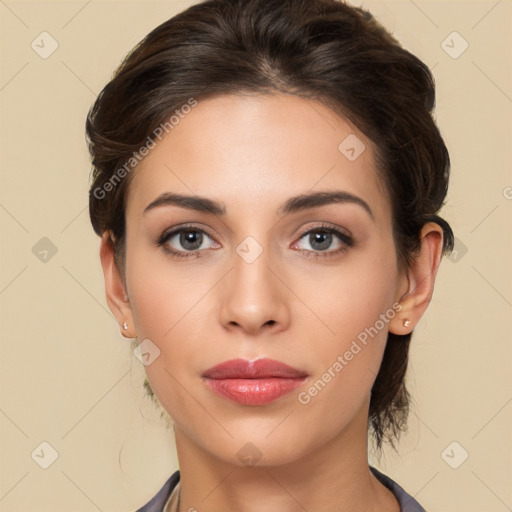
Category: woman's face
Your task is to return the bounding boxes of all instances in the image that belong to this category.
[123,93,408,466]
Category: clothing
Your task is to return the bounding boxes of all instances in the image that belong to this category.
[135,466,426,512]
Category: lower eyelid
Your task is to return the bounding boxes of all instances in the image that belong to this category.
[159,225,353,256]
[293,231,351,252]
[162,228,218,251]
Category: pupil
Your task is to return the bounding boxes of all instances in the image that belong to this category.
[311,231,331,250]
[181,230,202,250]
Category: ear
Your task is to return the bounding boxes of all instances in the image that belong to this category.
[389,222,444,335]
[99,231,135,338]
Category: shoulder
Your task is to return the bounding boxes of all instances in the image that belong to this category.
[370,466,427,512]
[135,470,180,512]
[134,467,426,512]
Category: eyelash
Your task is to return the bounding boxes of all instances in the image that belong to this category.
[156,222,355,260]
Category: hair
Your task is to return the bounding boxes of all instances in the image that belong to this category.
[86,0,454,453]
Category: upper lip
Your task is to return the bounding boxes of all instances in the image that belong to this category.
[202,358,309,379]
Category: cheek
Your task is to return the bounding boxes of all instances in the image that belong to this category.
[125,246,214,409]
[295,240,398,408]
[125,238,211,341]
[295,238,398,348]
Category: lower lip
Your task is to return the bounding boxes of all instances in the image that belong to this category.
[205,377,307,406]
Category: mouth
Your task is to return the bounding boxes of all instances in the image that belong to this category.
[202,358,309,406]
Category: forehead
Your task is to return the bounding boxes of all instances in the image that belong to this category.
[126,93,390,224]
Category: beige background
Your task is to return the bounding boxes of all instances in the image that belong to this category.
[0,0,511,510]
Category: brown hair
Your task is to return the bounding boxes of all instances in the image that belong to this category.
[86,0,454,452]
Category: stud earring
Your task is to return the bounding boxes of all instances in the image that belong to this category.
[123,322,128,330]
[403,319,411,328]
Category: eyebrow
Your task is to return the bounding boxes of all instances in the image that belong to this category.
[143,190,374,220]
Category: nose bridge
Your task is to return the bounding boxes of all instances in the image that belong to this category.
[219,231,289,333]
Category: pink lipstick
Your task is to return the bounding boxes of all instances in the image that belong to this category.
[202,358,308,406]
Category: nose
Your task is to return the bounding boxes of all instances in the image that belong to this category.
[219,241,291,336]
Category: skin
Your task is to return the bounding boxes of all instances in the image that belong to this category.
[100,93,443,512]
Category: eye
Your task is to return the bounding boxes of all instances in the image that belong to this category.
[157,224,219,259]
[292,224,354,258]
[156,222,354,260]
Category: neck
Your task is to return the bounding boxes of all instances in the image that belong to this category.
[172,399,400,512]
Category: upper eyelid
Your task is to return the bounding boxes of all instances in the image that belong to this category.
[160,222,352,246]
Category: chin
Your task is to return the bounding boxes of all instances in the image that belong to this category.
[201,427,314,468]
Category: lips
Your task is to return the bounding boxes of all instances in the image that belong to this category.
[203,357,308,379]
[203,358,309,406]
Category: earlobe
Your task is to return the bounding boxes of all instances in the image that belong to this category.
[99,231,135,338]
[389,222,444,335]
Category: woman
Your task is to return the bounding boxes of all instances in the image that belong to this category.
[87,0,454,510]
